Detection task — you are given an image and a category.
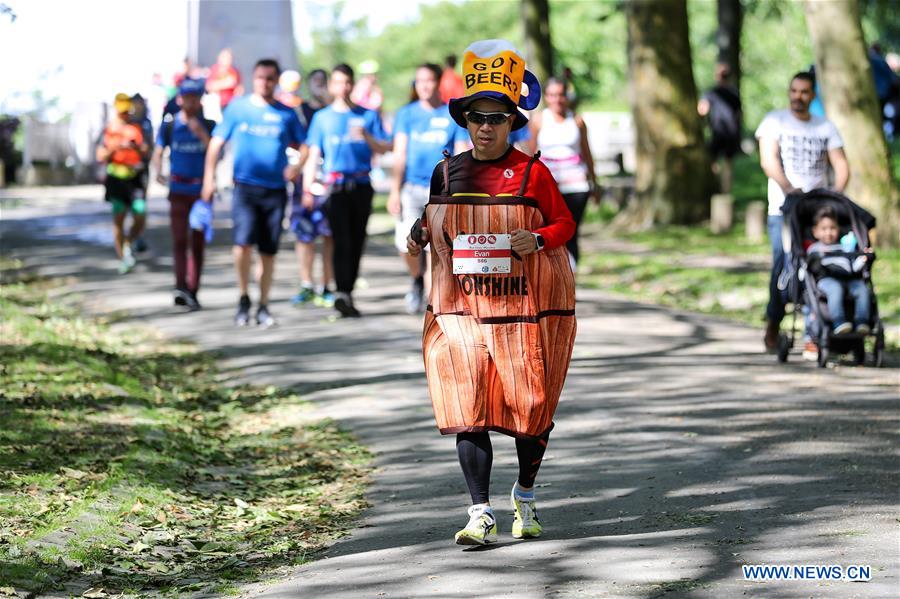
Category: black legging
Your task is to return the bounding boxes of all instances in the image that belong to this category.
[325,182,374,294]
[456,430,551,505]
[563,191,590,263]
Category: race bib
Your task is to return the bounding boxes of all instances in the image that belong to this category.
[453,234,511,274]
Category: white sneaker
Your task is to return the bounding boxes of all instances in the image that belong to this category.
[510,485,542,539]
[834,322,853,336]
[122,243,136,268]
[454,505,497,546]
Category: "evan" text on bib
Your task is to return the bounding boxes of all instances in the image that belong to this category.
[452,233,512,274]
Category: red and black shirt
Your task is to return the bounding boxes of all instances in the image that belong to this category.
[428,147,576,249]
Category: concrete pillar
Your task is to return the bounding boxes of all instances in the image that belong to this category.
[746,201,766,242]
[188,0,298,86]
[710,193,733,234]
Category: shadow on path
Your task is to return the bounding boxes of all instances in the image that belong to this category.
[1,198,897,598]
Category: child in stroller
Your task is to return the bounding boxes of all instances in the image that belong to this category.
[807,206,872,336]
[776,189,885,368]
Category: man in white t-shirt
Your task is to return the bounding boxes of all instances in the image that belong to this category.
[755,71,850,353]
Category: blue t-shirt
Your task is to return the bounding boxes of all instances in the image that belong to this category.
[306,105,389,182]
[508,126,531,145]
[394,102,468,186]
[213,96,306,189]
[156,115,211,196]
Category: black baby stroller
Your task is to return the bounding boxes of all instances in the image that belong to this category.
[776,189,885,368]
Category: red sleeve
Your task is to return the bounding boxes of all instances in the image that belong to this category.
[530,162,575,250]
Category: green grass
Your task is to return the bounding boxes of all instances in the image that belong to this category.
[372,191,388,214]
[579,146,899,349]
[580,225,769,322]
[891,139,900,184]
[0,272,372,596]
[580,225,899,349]
[731,152,769,210]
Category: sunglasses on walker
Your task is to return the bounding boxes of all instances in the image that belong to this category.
[464,111,513,125]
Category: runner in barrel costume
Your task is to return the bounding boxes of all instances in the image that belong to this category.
[407,40,577,546]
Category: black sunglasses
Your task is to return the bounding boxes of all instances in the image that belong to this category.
[464,111,513,125]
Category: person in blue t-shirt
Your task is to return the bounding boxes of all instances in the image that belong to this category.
[279,69,336,309]
[508,124,532,153]
[388,63,469,314]
[151,78,215,311]
[202,58,307,328]
[302,63,392,318]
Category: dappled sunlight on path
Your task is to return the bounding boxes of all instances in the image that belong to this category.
[2,197,897,598]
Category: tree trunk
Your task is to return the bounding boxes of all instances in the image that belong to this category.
[520,0,553,84]
[804,0,898,246]
[619,0,711,228]
[716,0,742,92]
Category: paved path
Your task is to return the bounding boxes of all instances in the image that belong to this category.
[1,189,897,598]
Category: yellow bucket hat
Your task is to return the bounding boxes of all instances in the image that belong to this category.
[448,39,541,131]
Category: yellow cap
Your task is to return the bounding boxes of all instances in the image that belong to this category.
[113,93,133,113]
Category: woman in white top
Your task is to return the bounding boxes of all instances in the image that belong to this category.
[528,77,598,264]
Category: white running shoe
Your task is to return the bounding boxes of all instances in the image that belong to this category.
[511,484,542,539]
[454,505,498,546]
[834,322,853,336]
[122,243,136,268]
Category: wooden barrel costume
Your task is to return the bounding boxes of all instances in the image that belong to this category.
[422,149,577,439]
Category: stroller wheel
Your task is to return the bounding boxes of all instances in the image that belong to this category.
[817,332,830,368]
[817,345,829,368]
[852,340,865,366]
[874,328,885,368]
[777,333,790,363]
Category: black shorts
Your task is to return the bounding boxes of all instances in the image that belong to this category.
[231,182,287,255]
[104,175,144,203]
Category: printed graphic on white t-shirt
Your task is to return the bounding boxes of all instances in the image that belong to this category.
[755,109,843,215]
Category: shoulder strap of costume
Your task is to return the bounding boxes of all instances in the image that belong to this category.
[517,150,542,196]
[441,149,451,195]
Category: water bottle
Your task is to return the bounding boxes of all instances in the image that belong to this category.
[840,231,857,253]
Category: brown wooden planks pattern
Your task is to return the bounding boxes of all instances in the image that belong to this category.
[422,195,577,439]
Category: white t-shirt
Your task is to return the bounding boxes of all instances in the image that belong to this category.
[537,109,590,194]
[755,109,844,215]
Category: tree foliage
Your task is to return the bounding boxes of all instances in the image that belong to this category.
[297,0,898,135]
[859,0,900,50]
[299,1,863,121]
[521,0,554,84]
[300,1,517,112]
